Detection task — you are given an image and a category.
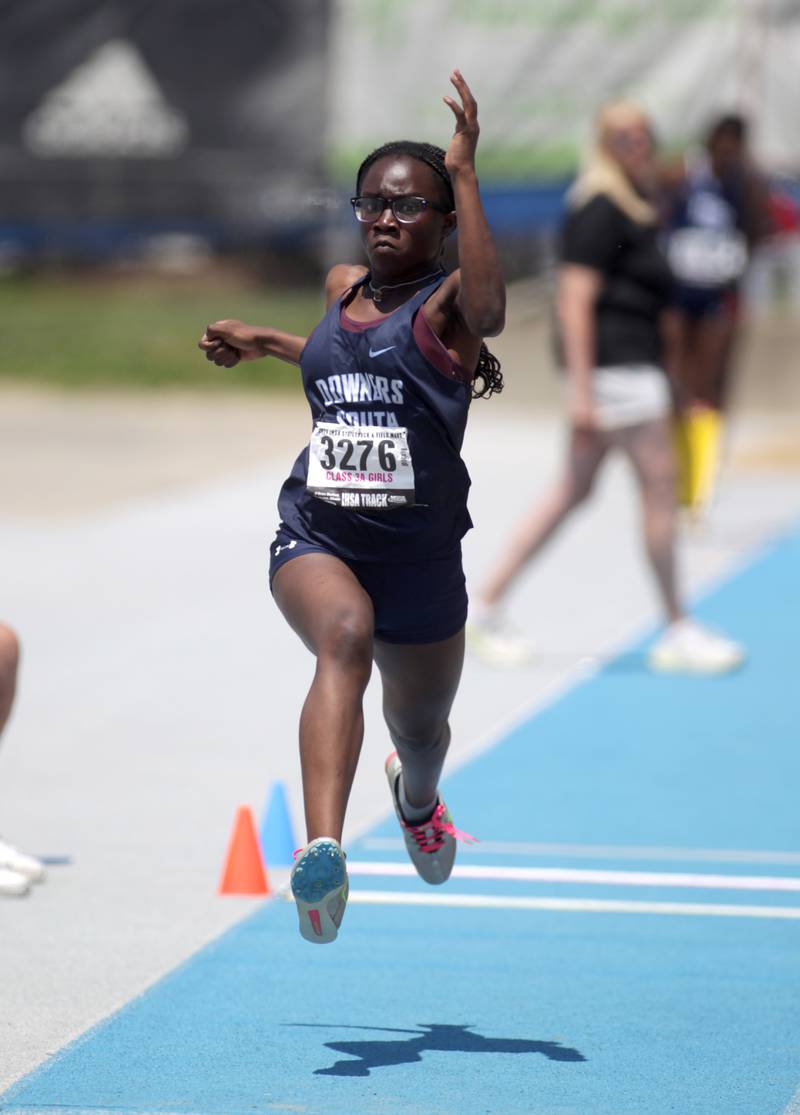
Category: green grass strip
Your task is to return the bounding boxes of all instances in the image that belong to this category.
[0,278,324,390]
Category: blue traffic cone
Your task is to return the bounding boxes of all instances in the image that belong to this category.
[259,780,297,867]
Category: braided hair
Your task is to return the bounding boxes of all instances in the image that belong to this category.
[356,140,504,400]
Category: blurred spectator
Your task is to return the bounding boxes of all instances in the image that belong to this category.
[661,114,770,514]
[467,102,744,675]
[0,623,46,897]
[663,113,770,413]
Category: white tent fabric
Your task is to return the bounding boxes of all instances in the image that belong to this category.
[327,1,800,176]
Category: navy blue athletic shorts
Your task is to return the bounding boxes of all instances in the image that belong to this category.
[268,524,467,645]
[674,285,739,320]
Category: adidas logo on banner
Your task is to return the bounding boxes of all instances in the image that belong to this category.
[23,38,188,158]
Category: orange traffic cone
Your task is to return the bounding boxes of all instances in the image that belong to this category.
[218,805,270,896]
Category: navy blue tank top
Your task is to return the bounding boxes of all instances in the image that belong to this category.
[277,274,473,562]
[667,166,749,293]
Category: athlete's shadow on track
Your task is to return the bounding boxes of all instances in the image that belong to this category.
[289,1022,586,1077]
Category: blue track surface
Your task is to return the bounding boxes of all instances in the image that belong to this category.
[4,528,800,1115]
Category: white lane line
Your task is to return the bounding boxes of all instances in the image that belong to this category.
[359,838,800,867]
[783,1085,800,1115]
[348,891,800,920]
[347,861,800,892]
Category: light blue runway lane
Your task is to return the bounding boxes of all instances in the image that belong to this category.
[3,526,799,1115]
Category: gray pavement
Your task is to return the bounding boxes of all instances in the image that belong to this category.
[1,387,799,1092]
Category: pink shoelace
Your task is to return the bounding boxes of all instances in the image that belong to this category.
[402,802,477,854]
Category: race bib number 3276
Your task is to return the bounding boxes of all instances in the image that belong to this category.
[307,422,415,511]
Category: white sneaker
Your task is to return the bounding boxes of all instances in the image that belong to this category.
[648,619,746,675]
[466,610,535,667]
[0,866,31,897]
[0,838,45,883]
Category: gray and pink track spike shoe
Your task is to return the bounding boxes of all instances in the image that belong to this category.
[290,837,348,944]
[385,752,475,885]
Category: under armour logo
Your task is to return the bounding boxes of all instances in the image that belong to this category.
[274,539,298,557]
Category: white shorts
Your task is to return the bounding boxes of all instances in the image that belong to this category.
[591,365,672,431]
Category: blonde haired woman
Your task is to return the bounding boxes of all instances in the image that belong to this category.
[468,102,744,673]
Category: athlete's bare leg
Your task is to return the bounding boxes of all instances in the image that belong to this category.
[692,312,738,410]
[0,623,19,737]
[670,309,737,411]
[272,555,374,843]
[666,310,694,409]
[373,630,465,809]
[478,428,610,608]
[613,418,683,623]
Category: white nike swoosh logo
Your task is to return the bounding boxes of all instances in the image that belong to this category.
[368,346,396,358]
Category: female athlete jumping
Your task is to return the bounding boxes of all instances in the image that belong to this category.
[199,71,504,942]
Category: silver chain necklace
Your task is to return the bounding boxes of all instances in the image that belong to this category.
[367,267,444,303]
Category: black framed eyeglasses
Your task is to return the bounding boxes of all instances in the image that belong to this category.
[350,195,451,224]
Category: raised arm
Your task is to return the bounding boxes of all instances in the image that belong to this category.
[440,70,505,338]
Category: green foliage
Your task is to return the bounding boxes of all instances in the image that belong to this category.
[0,277,324,390]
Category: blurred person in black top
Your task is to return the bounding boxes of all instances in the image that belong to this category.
[468,101,745,675]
